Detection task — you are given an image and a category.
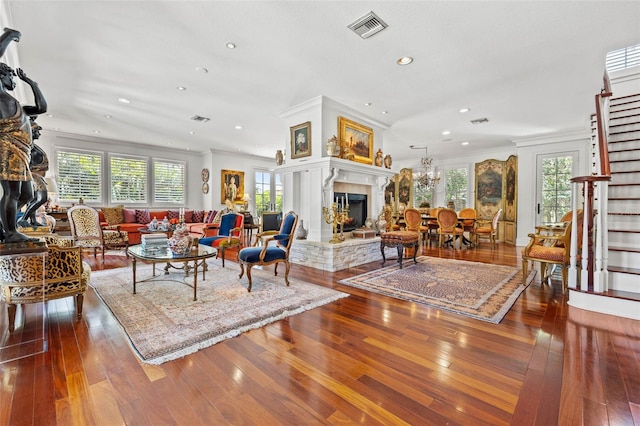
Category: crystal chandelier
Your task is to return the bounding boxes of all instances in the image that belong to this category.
[414,146,440,190]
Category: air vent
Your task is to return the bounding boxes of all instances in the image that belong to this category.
[191,115,210,123]
[348,11,388,39]
[470,118,489,125]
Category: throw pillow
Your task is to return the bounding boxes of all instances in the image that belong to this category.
[122,208,136,223]
[135,209,151,224]
[192,210,204,223]
[184,210,194,223]
[205,210,217,223]
[167,210,180,220]
[212,209,223,224]
[102,205,124,225]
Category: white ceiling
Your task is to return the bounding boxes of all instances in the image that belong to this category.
[4,1,640,164]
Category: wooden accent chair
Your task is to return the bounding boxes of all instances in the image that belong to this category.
[0,235,90,331]
[199,212,244,267]
[473,208,502,248]
[238,211,298,292]
[426,207,441,244]
[67,205,129,263]
[437,208,464,249]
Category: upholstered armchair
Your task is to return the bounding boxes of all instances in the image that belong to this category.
[473,208,502,248]
[199,212,244,267]
[521,221,574,293]
[0,235,91,331]
[68,204,129,263]
[237,211,298,292]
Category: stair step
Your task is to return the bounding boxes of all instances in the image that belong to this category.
[610,245,640,253]
[608,265,640,275]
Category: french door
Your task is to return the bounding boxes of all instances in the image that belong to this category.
[536,152,579,226]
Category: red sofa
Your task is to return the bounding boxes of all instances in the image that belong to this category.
[97,208,220,245]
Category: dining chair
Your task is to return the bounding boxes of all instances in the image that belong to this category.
[473,209,502,248]
[458,208,477,245]
[437,208,464,249]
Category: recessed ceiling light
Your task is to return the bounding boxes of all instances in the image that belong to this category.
[459,108,471,113]
[195,66,208,73]
[176,86,186,91]
[189,131,196,135]
[442,130,451,135]
[104,114,112,119]
[461,141,470,146]
[382,111,388,114]
[364,102,372,106]
[93,130,100,134]
[397,56,413,65]
[46,113,54,118]
[235,125,242,130]
[118,98,131,104]
[226,42,236,49]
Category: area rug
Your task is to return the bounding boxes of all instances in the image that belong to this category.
[339,257,535,324]
[89,263,348,364]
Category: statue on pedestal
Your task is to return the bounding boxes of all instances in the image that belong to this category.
[18,117,49,228]
[0,27,48,243]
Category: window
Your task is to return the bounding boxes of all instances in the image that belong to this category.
[153,160,185,204]
[254,170,282,218]
[56,150,102,203]
[110,155,147,203]
[55,149,186,206]
[540,155,573,224]
[413,173,433,208]
[606,44,640,72]
[445,167,468,211]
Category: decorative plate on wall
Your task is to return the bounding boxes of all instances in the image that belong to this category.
[202,182,209,194]
[201,168,210,182]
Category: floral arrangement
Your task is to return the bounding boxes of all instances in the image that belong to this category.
[169,218,179,226]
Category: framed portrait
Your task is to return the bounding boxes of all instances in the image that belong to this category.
[290,121,311,159]
[221,169,245,204]
[338,116,373,165]
[474,159,505,219]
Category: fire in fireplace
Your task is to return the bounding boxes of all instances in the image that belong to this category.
[334,192,367,231]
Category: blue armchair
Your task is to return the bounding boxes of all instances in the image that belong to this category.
[199,213,244,267]
[237,211,298,292]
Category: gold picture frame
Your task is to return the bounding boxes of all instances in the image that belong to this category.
[504,155,517,222]
[221,169,245,204]
[290,121,311,159]
[338,116,373,165]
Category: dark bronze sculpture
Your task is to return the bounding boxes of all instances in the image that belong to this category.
[18,117,49,228]
[0,27,48,243]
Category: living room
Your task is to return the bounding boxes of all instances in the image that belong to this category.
[1,1,639,425]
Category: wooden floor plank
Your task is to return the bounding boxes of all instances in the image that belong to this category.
[1,244,638,424]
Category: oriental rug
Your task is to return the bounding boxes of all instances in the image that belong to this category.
[339,257,535,324]
[90,263,348,364]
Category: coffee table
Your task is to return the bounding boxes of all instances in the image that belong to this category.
[127,244,217,301]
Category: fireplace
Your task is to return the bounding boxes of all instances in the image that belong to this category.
[334,192,367,231]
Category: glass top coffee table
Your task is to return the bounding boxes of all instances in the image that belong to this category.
[127,244,217,301]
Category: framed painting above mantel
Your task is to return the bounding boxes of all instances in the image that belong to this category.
[338,116,373,165]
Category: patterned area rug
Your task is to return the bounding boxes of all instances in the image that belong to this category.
[90,263,348,364]
[339,257,535,323]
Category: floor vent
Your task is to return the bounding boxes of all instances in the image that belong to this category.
[348,11,388,39]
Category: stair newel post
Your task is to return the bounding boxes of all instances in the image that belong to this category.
[568,182,580,290]
[593,180,610,292]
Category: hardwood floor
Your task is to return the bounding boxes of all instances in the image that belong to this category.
[1,242,638,425]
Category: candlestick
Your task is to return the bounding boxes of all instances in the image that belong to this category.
[323,202,349,243]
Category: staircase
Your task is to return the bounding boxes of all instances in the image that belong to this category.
[569,92,640,319]
[605,93,640,294]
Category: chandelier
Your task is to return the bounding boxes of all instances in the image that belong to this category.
[413,146,440,190]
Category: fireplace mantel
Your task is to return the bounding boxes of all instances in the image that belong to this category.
[276,157,396,244]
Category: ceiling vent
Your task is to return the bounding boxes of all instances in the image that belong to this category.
[190,115,210,123]
[470,117,489,125]
[348,11,388,39]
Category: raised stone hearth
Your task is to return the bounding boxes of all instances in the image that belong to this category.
[290,236,384,272]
